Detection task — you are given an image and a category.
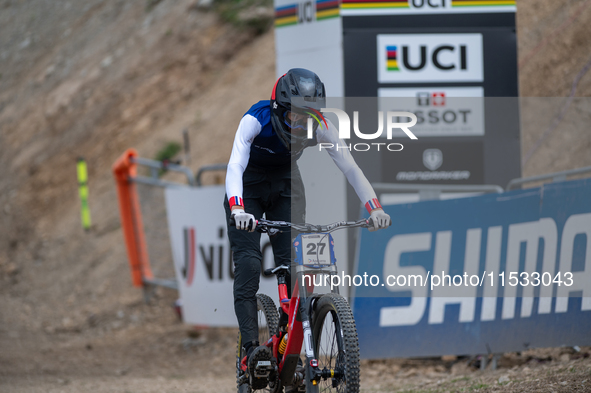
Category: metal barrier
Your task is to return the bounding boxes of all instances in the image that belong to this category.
[131,156,195,187]
[114,151,199,300]
[195,163,227,187]
[506,165,591,190]
[372,182,504,201]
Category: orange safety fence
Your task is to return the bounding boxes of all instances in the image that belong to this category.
[112,148,154,287]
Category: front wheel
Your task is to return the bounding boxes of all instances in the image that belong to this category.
[311,294,360,393]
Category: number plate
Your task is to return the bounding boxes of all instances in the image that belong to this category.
[300,234,331,266]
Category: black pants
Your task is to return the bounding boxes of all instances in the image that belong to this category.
[224,165,306,346]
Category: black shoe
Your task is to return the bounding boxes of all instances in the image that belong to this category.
[248,345,273,390]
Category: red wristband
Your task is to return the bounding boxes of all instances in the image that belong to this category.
[365,198,382,213]
[229,196,244,208]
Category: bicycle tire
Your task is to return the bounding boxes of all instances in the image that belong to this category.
[311,294,360,393]
[237,293,282,393]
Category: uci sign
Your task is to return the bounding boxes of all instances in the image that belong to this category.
[377,33,484,83]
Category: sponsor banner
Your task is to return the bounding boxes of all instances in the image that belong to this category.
[275,0,339,27]
[341,0,516,16]
[378,87,485,137]
[165,186,278,326]
[381,141,484,184]
[352,177,591,358]
[377,33,484,83]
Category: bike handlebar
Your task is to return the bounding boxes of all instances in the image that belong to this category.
[229,216,375,233]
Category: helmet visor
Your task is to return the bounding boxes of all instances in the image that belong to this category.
[283,110,320,138]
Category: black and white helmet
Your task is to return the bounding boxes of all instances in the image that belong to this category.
[270,68,326,155]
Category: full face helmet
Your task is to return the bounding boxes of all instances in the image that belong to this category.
[270,68,326,155]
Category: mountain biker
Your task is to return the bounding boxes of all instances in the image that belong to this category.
[224,68,390,383]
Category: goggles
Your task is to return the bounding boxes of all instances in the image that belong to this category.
[283,110,315,131]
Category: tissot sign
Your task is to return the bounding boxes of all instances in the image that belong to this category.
[377,34,484,83]
[378,87,485,137]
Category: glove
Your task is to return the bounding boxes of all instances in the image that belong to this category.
[232,208,256,232]
[369,208,391,232]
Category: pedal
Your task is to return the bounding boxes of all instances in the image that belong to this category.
[254,360,273,378]
[248,346,273,390]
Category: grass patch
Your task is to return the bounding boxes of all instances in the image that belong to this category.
[214,0,273,34]
[468,382,489,391]
[154,141,181,176]
[450,376,470,383]
[146,0,164,12]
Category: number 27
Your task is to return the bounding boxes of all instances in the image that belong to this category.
[306,242,326,255]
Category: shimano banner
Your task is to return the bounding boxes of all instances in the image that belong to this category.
[352,178,591,359]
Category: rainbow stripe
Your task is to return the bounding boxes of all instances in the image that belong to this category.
[452,0,516,6]
[316,0,340,20]
[386,45,399,71]
[341,0,408,10]
[275,4,298,27]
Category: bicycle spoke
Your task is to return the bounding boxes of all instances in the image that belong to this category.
[317,311,346,392]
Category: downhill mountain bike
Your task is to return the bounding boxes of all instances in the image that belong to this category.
[232,217,376,393]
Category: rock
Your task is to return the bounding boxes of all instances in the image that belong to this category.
[498,375,510,384]
[560,354,570,362]
[450,362,469,375]
[45,64,55,77]
[87,314,98,327]
[5,262,18,275]
[19,37,31,50]
[100,56,113,68]
[62,317,75,329]
[116,367,129,376]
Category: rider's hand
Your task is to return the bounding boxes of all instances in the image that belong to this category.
[369,208,391,232]
[232,207,257,232]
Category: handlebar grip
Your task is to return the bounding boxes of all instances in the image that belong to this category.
[263,268,275,277]
[228,215,256,231]
[366,217,393,228]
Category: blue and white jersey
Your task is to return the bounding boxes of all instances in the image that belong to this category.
[226,100,377,205]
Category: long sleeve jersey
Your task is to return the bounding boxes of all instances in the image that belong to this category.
[225,100,380,211]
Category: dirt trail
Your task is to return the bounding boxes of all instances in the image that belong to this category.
[1,0,591,392]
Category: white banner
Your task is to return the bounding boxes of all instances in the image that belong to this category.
[165,186,278,326]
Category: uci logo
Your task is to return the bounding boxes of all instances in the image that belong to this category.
[409,0,451,9]
[298,0,315,23]
[387,44,467,72]
[378,34,484,83]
